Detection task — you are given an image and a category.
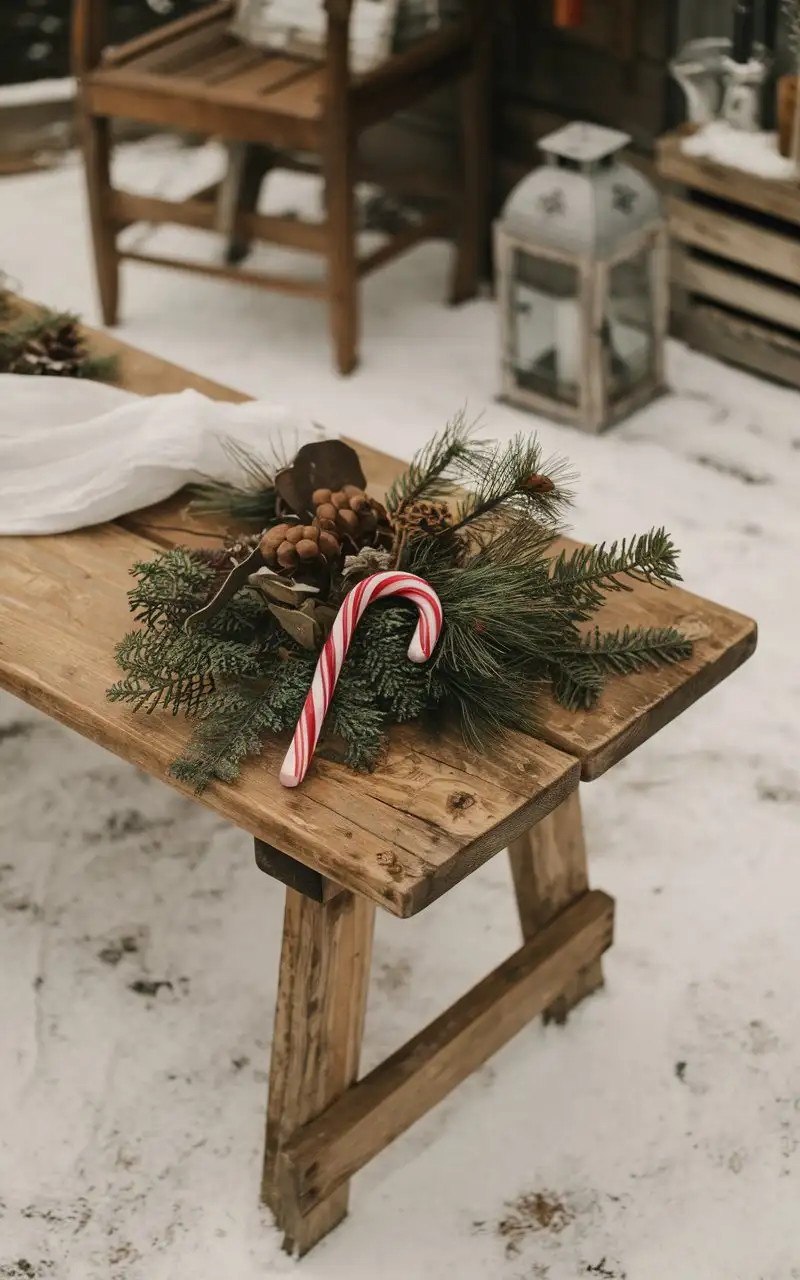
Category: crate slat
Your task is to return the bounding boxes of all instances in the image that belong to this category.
[670,253,800,334]
[685,302,800,390]
[666,195,800,287]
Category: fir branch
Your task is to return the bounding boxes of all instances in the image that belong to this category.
[385,409,487,516]
[126,547,214,630]
[548,530,682,618]
[170,653,316,791]
[554,625,694,675]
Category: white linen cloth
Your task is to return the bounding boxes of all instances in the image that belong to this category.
[0,374,324,535]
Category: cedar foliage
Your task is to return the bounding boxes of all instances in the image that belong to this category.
[109,415,692,790]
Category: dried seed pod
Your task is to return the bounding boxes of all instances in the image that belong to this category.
[296,538,320,561]
[331,491,349,510]
[286,525,305,545]
[342,484,363,498]
[277,541,297,570]
[260,523,290,556]
[311,487,332,506]
[337,507,359,535]
[300,524,319,542]
[318,530,340,559]
[316,502,338,523]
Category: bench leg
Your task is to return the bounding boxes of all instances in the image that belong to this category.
[262,887,375,1256]
[508,790,604,1024]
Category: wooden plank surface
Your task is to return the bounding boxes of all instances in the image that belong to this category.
[4,302,752,808]
[0,521,578,919]
[684,301,800,392]
[671,252,800,336]
[665,195,800,288]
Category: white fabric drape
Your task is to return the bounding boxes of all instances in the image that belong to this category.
[0,374,323,535]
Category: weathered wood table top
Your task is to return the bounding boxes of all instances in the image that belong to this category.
[0,308,757,918]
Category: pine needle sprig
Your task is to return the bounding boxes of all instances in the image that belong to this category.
[548,529,682,618]
[545,625,693,710]
[385,409,487,516]
[126,548,215,630]
[187,438,281,525]
[450,433,572,537]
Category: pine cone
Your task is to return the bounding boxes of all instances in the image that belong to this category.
[394,498,452,539]
[9,319,88,377]
[312,485,391,550]
[193,536,260,571]
[260,521,340,573]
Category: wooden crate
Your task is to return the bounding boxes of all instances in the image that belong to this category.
[656,127,800,390]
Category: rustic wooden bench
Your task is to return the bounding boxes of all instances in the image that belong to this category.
[0,312,757,1256]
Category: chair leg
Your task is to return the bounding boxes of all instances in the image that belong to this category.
[81,112,119,326]
[219,143,275,267]
[262,887,375,1256]
[449,19,492,306]
[507,790,604,1025]
[325,130,359,376]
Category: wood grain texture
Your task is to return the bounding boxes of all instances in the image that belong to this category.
[262,888,374,1254]
[65,309,757,781]
[665,195,800,289]
[0,459,578,919]
[508,790,603,1023]
[683,302,800,392]
[278,889,615,1218]
[670,253,800,337]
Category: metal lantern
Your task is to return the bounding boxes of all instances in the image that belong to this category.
[495,122,668,434]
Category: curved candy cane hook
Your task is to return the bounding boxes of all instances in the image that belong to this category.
[280,571,443,788]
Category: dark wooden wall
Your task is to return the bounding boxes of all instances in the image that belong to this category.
[492,0,679,199]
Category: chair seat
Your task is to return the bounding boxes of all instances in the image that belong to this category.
[86,15,328,150]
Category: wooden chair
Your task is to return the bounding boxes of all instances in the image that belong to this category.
[71,0,491,374]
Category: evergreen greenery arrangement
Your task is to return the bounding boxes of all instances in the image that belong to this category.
[109,416,692,792]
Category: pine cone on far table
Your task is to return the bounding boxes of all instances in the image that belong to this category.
[8,318,88,377]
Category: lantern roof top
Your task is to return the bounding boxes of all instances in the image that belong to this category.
[497,121,662,259]
[539,122,632,166]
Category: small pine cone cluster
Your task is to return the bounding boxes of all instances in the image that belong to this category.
[395,498,452,538]
[312,485,383,545]
[260,522,340,572]
[9,320,86,377]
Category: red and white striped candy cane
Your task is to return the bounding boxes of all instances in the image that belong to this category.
[280,571,443,788]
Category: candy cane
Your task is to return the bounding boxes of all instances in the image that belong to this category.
[280,571,443,788]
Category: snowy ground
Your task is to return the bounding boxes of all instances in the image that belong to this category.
[0,139,799,1280]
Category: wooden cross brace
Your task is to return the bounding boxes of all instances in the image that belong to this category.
[256,790,613,1255]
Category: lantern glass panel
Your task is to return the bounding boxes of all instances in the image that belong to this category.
[509,249,581,406]
[606,247,655,403]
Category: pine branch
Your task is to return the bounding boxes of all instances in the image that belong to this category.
[548,530,682,618]
[449,433,572,537]
[170,654,315,791]
[385,410,487,516]
[556,625,694,674]
[187,439,280,525]
[547,625,692,710]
